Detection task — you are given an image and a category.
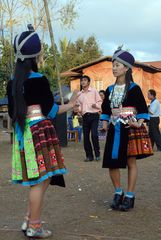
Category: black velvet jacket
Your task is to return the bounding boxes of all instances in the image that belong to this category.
[7,73,54,119]
[101,82,149,121]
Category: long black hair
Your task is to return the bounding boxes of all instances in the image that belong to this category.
[122,68,134,102]
[12,57,38,132]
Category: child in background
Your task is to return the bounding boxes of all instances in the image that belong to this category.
[72,112,82,142]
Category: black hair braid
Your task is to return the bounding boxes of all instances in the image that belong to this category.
[122,68,134,103]
[12,58,38,132]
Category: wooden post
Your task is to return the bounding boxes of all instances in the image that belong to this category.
[43,0,64,104]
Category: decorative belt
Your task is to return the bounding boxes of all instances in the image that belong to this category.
[26,105,45,120]
[111,106,137,125]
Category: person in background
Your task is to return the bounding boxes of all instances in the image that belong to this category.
[72,111,82,142]
[7,27,78,238]
[98,90,107,140]
[101,48,152,211]
[76,75,102,161]
[148,89,161,151]
[99,90,106,102]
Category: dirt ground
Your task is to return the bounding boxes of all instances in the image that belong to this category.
[0,127,161,240]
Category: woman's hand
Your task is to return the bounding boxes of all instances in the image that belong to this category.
[58,90,80,114]
[69,90,79,108]
[128,118,142,128]
[102,121,108,132]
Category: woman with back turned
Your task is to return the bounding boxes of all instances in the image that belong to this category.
[7,26,77,238]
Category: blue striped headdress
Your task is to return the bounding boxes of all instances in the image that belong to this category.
[112,48,135,69]
[14,30,41,61]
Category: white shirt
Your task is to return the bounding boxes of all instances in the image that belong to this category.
[149,98,161,117]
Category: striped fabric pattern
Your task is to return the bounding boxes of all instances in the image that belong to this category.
[12,118,67,186]
[127,125,153,158]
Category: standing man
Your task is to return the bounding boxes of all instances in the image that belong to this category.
[77,75,102,161]
[148,89,161,151]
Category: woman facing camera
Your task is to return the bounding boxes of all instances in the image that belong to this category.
[100,48,153,211]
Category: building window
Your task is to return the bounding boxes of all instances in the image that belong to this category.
[95,80,103,91]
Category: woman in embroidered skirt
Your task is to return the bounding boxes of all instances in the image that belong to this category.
[7,28,78,238]
[100,48,153,211]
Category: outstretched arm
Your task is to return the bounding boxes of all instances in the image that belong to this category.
[58,90,79,114]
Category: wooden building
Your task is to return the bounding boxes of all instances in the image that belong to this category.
[61,57,161,104]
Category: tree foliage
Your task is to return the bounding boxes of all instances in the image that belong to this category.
[0,0,80,98]
[0,0,103,98]
[0,39,14,98]
[41,35,102,87]
[0,35,102,97]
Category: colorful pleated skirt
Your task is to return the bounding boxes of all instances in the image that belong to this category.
[127,124,153,159]
[12,105,67,186]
